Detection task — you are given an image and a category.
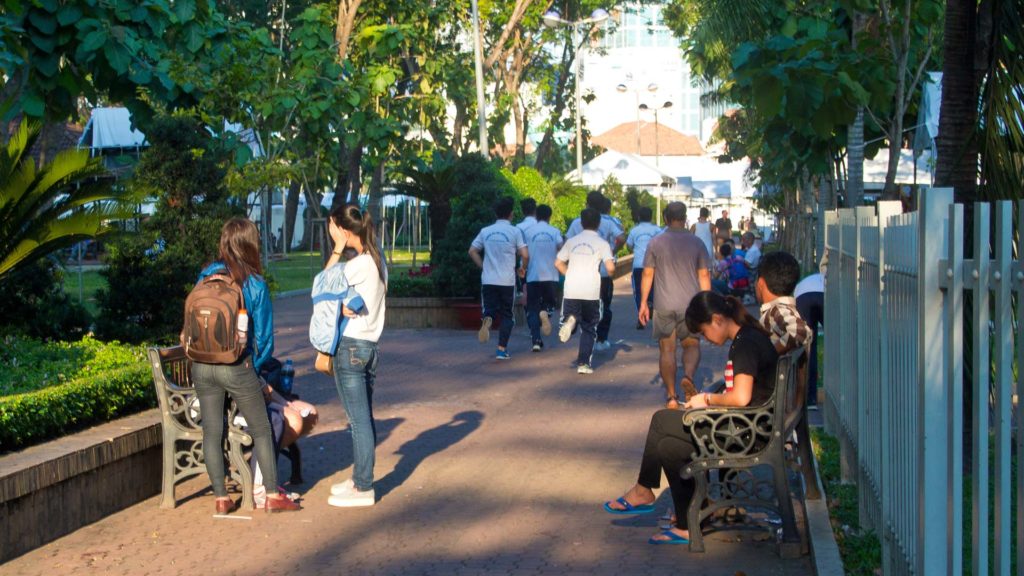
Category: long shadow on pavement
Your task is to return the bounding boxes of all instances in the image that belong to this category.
[375,410,484,499]
[290,416,405,490]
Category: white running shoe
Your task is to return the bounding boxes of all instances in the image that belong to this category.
[478,316,492,343]
[558,316,576,343]
[327,482,375,507]
[577,364,594,374]
[539,310,552,336]
[330,478,354,495]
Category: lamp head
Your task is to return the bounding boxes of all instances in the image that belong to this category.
[542,10,563,28]
[638,103,649,111]
[587,8,610,23]
[616,84,627,93]
[648,83,659,92]
[663,101,673,109]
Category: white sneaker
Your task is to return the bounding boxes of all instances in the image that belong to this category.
[577,364,594,374]
[539,310,552,336]
[558,316,576,343]
[327,483,376,507]
[478,316,492,343]
[330,478,354,495]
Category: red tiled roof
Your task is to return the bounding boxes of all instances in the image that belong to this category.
[592,121,704,156]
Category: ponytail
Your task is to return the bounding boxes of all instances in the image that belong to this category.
[330,204,388,289]
[685,291,767,335]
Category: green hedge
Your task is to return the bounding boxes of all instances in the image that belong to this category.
[0,336,154,452]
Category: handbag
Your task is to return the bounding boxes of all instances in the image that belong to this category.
[315,351,334,375]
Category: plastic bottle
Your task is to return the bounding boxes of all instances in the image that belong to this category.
[281,359,294,394]
[237,308,248,347]
[724,361,734,392]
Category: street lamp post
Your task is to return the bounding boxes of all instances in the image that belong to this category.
[542,8,609,179]
[639,100,673,224]
[470,0,488,157]
[616,81,658,154]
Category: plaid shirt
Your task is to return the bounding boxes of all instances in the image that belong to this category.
[759,296,812,356]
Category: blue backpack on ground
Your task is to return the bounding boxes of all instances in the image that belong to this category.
[727,256,750,290]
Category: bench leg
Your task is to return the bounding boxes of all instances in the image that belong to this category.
[159,437,178,509]
[796,417,821,500]
[686,473,708,553]
[228,438,255,512]
[772,462,800,546]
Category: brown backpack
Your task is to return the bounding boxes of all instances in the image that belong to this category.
[181,272,246,364]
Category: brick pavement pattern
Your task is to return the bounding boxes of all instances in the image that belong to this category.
[2,277,811,576]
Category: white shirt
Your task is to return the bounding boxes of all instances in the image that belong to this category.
[557,230,613,300]
[566,215,623,277]
[515,216,537,242]
[523,221,563,282]
[342,253,387,343]
[794,273,824,298]
[744,243,761,269]
[471,219,525,287]
[626,222,662,269]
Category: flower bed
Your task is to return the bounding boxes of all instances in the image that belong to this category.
[0,336,153,452]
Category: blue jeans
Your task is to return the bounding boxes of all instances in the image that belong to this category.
[333,336,379,491]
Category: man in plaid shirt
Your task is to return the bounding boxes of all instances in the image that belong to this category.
[754,251,812,358]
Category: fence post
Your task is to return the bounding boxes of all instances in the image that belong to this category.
[970,202,991,576]
[875,201,902,571]
[941,202,965,575]
[992,201,1013,576]
[1016,200,1024,576]
[823,210,839,438]
[917,187,953,576]
[854,205,876,531]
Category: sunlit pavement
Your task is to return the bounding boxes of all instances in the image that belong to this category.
[2,276,812,576]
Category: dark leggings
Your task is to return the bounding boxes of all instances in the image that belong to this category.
[637,408,698,529]
[193,359,278,496]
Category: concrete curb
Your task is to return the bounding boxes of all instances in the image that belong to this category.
[277,288,309,299]
[806,433,845,575]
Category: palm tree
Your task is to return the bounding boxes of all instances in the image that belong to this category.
[0,120,128,280]
[392,151,458,247]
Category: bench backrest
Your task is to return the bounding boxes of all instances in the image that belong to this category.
[148,346,202,431]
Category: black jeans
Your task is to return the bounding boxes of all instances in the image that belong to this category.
[596,276,614,342]
[193,359,278,496]
[525,281,559,342]
[637,408,698,529]
[796,291,824,405]
[481,284,515,347]
[562,298,601,366]
[631,268,653,314]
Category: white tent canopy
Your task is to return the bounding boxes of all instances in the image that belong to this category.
[570,150,676,189]
[653,155,754,200]
[864,148,935,190]
[78,107,146,150]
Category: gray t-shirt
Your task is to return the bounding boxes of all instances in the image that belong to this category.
[643,227,710,311]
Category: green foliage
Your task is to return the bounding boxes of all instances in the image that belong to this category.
[387,271,436,297]
[501,166,571,228]
[0,258,90,341]
[549,176,588,231]
[0,120,130,280]
[95,113,241,344]
[431,154,515,297]
[811,428,883,575]
[624,187,658,221]
[0,334,151,452]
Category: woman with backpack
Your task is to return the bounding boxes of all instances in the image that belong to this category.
[190,218,301,513]
[324,205,388,508]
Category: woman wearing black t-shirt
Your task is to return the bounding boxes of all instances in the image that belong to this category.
[603,291,779,545]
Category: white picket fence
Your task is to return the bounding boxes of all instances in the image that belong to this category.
[822,188,1022,575]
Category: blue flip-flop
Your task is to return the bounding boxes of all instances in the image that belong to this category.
[603,497,655,515]
[648,529,690,545]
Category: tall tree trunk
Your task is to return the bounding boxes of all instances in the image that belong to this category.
[533,37,574,173]
[284,179,301,251]
[935,0,980,202]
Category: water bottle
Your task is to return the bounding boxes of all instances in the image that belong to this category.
[281,359,294,394]
[237,308,248,347]
[724,361,734,392]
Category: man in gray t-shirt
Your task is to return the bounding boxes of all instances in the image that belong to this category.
[639,202,711,409]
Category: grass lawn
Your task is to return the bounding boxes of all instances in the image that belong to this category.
[62,248,431,310]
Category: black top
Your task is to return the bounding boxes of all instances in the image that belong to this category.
[728,325,779,407]
[715,217,732,232]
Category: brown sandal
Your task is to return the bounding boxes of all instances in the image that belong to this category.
[680,377,698,401]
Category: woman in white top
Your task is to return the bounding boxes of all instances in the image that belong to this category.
[324,204,387,508]
[690,206,716,262]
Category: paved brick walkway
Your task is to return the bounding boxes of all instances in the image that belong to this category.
[2,276,812,576]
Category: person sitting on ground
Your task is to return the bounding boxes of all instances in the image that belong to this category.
[711,243,750,296]
[602,291,779,545]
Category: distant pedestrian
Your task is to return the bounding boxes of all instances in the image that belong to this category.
[568,191,624,351]
[556,208,615,375]
[626,206,661,329]
[639,202,711,408]
[469,196,528,360]
[794,271,824,408]
[689,206,715,262]
[714,209,732,250]
[523,204,564,351]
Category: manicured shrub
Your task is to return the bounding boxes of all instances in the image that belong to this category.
[0,258,91,341]
[0,335,152,452]
[431,154,516,297]
[387,270,436,298]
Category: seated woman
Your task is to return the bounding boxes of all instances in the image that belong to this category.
[603,291,779,545]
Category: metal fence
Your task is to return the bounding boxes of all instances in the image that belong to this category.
[822,188,1022,575]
